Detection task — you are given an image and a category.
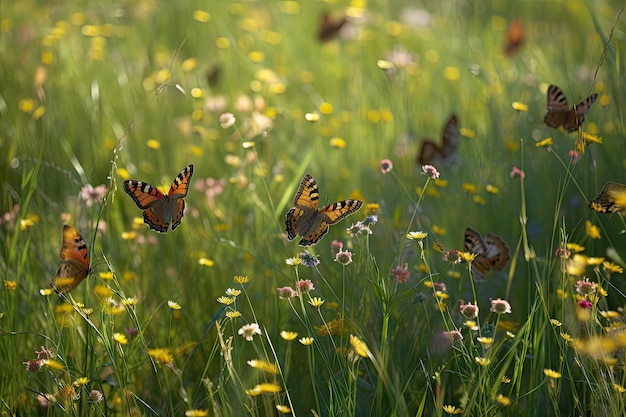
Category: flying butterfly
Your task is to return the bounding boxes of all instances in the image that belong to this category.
[417,114,459,166]
[123,164,194,233]
[589,182,626,214]
[463,227,511,282]
[318,12,348,43]
[285,174,363,246]
[51,225,91,294]
[503,18,524,56]
[544,84,598,132]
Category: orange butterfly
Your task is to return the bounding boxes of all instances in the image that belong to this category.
[589,182,626,214]
[318,12,348,43]
[463,227,511,282]
[285,174,363,246]
[51,225,90,294]
[544,84,597,132]
[417,114,459,166]
[123,164,194,233]
[503,18,524,56]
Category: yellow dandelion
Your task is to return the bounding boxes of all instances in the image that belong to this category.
[477,337,493,346]
[113,333,128,345]
[349,334,369,358]
[40,288,54,296]
[192,10,211,23]
[407,231,428,240]
[122,297,139,306]
[4,280,16,291]
[485,184,499,194]
[43,359,65,370]
[550,319,562,326]
[443,405,463,414]
[536,138,553,147]
[217,296,235,305]
[280,331,298,340]
[92,285,112,298]
[225,288,241,297]
[167,301,181,310]
[496,394,511,406]
[459,251,478,262]
[305,112,319,122]
[587,257,605,265]
[147,348,174,365]
[376,59,394,70]
[285,257,301,266]
[73,377,89,387]
[472,195,486,205]
[308,297,325,308]
[447,270,462,279]
[276,404,291,413]
[502,376,512,383]
[543,369,561,379]
[603,262,623,273]
[582,132,603,144]
[247,360,279,374]
[613,383,626,393]
[299,337,314,346]
[462,183,477,193]
[121,231,136,240]
[329,137,347,148]
[585,220,601,239]
[475,357,491,366]
[319,102,333,114]
[434,301,447,312]
[233,275,249,284]
[366,203,380,214]
[432,225,446,235]
[460,127,475,138]
[198,258,214,267]
[560,332,573,342]
[185,410,208,417]
[443,66,460,80]
[566,243,585,253]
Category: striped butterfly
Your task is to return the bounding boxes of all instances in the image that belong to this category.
[285,174,363,246]
[544,84,598,132]
[123,164,194,233]
[417,114,459,166]
[589,182,626,214]
[463,227,511,282]
[51,225,90,294]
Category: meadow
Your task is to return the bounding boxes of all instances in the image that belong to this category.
[1,0,626,415]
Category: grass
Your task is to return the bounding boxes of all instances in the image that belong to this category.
[2,0,626,415]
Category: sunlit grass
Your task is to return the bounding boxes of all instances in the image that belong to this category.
[1,0,626,416]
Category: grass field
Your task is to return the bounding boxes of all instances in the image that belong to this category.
[2,0,626,416]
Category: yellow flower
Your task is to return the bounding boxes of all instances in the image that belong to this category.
[407,231,428,240]
[582,132,603,144]
[113,333,128,345]
[496,394,511,406]
[511,101,528,111]
[247,360,279,374]
[613,383,626,393]
[459,251,478,262]
[3,280,16,291]
[536,138,553,147]
[349,334,369,358]
[73,377,89,386]
[147,348,174,365]
[276,404,291,413]
[245,383,282,396]
[285,257,301,266]
[185,410,208,417]
[308,297,325,308]
[299,337,314,345]
[485,184,499,194]
[560,332,573,342]
[199,258,214,267]
[475,357,491,366]
[603,262,623,273]
[443,404,463,414]
[477,337,493,346]
[280,331,298,340]
[217,296,235,305]
[225,288,241,297]
[550,319,562,326]
[225,311,241,318]
[462,183,477,193]
[122,297,139,305]
[167,301,181,310]
[543,369,562,379]
[566,243,585,253]
[233,275,249,284]
[43,359,65,370]
[585,220,601,239]
[432,225,446,235]
[586,257,605,265]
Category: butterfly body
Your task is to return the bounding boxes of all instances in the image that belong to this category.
[589,182,626,214]
[544,84,597,132]
[464,227,511,282]
[123,164,194,233]
[51,225,90,294]
[417,114,459,166]
[285,174,363,246]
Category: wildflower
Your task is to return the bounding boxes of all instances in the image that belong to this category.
[24,359,44,373]
[509,166,525,178]
[585,220,601,239]
[217,296,235,305]
[3,280,16,291]
[185,410,208,417]
[285,257,301,266]
[335,249,353,265]
[245,383,282,396]
[346,221,372,237]
[613,384,626,393]
[502,376,512,383]
[296,279,315,293]
[560,332,573,342]
[421,164,440,179]
[407,231,428,241]
[448,330,463,342]
[219,112,236,128]
[496,394,511,406]
[536,138,553,147]
[198,258,214,267]
[113,333,128,345]
[238,323,261,341]
[225,310,241,318]
[477,337,493,345]
[389,263,410,283]
[543,369,562,379]
[330,240,343,256]
[233,275,249,284]
[363,215,378,226]
[167,300,181,310]
[603,262,623,273]
[247,360,279,374]
[276,404,291,413]
[566,243,585,253]
[577,299,592,309]
[490,298,512,314]
[147,348,174,365]
[475,357,491,366]
[555,247,571,259]
[380,159,393,174]
[88,390,104,403]
[443,405,463,414]
[36,346,54,360]
[462,183,477,193]
[298,251,320,268]
[299,337,314,345]
[459,302,479,319]
[80,184,107,207]
[575,277,597,296]
[225,288,241,297]
[459,251,478,263]
[550,319,562,326]
[308,297,325,307]
[568,150,579,163]
[315,317,347,336]
[280,331,298,340]
[511,101,528,111]
[277,286,296,299]
[366,203,380,215]
[349,334,369,357]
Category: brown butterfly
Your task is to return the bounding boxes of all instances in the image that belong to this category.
[503,18,524,56]
[318,12,348,43]
[51,225,91,293]
[589,182,626,214]
[285,174,363,246]
[544,84,598,132]
[417,114,459,166]
[463,227,511,282]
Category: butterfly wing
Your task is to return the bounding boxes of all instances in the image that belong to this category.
[285,175,320,241]
[483,232,511,271]
[123,180,164,209]
[167,164,194,197]
[298,200,363,246]
[544,84,571,128]
[464,227,490,281]
[562,93,598,132]
[440,114,459,160]
[417,140,442,165]
[504,18,524,56]
[589,182,626,213]
[51,225,90,294]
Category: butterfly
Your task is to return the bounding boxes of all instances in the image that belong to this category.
[589,182,626,214]
[123,164,194,233]
[285,174,363,246]
[544,84,598,132]
[463,227,511,282]
[318,12,348,43]
[417,114,459,166]
[503,18,524,56]
[51,225,90,294]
